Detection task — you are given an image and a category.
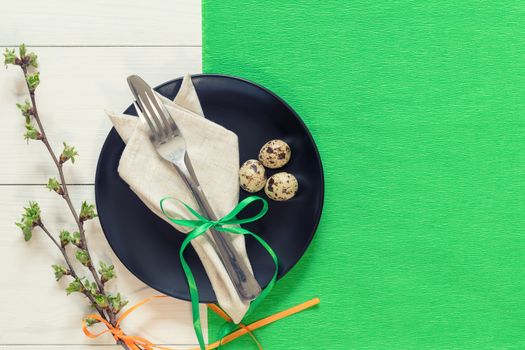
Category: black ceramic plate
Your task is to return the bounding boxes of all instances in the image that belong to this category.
[95,74,324,302]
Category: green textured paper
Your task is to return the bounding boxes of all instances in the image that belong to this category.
[203,1,525,348]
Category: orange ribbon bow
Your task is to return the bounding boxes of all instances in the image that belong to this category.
[83,296,320,350]
[82,296,171,350]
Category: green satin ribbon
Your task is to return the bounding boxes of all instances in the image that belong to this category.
[160,195,279,350]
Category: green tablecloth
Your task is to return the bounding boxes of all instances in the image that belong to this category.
[203,1,525,348]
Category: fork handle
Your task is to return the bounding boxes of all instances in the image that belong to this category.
[173,155,262,301]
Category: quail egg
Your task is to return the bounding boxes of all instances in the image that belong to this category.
[239,159,267,192]
[258,139,291,169]
[264,172,298,201]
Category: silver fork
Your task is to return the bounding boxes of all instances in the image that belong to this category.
[127,75,262,301]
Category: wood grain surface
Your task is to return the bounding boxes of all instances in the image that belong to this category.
[1,1,204,348]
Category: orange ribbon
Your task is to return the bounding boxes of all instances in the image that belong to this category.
[83,296,320,350]
[82,296,171,350]
[198,297,320,350]
[206,303,263,349]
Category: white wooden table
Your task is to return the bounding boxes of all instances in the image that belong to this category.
[0,1,204,348]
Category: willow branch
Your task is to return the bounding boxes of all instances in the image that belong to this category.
[38,223,109,320]
[17,64,128,348]
[21,66,104,295]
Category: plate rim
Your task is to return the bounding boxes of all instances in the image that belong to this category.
[95,73,325,302]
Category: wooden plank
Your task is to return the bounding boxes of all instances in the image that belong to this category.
[0,0,201,46]
[0,185,206,345]
[0,46,201,184]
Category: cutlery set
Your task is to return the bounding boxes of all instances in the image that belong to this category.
[127,75,262,301]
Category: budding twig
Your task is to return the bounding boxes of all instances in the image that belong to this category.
[38,222,108,320]
[7,45,132,350]
[20,63,110,312]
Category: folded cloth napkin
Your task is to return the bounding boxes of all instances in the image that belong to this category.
[107,74,250,323]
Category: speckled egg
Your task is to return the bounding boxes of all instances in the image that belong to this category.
[239,159,267,192]
[264,172,298,201]
[258,139,291,169]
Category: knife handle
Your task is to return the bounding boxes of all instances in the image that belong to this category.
[173,154,262,301]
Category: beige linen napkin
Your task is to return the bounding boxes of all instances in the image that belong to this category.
[106,74,250,323]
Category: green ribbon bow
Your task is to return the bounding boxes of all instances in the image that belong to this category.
[160,195,279,350]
